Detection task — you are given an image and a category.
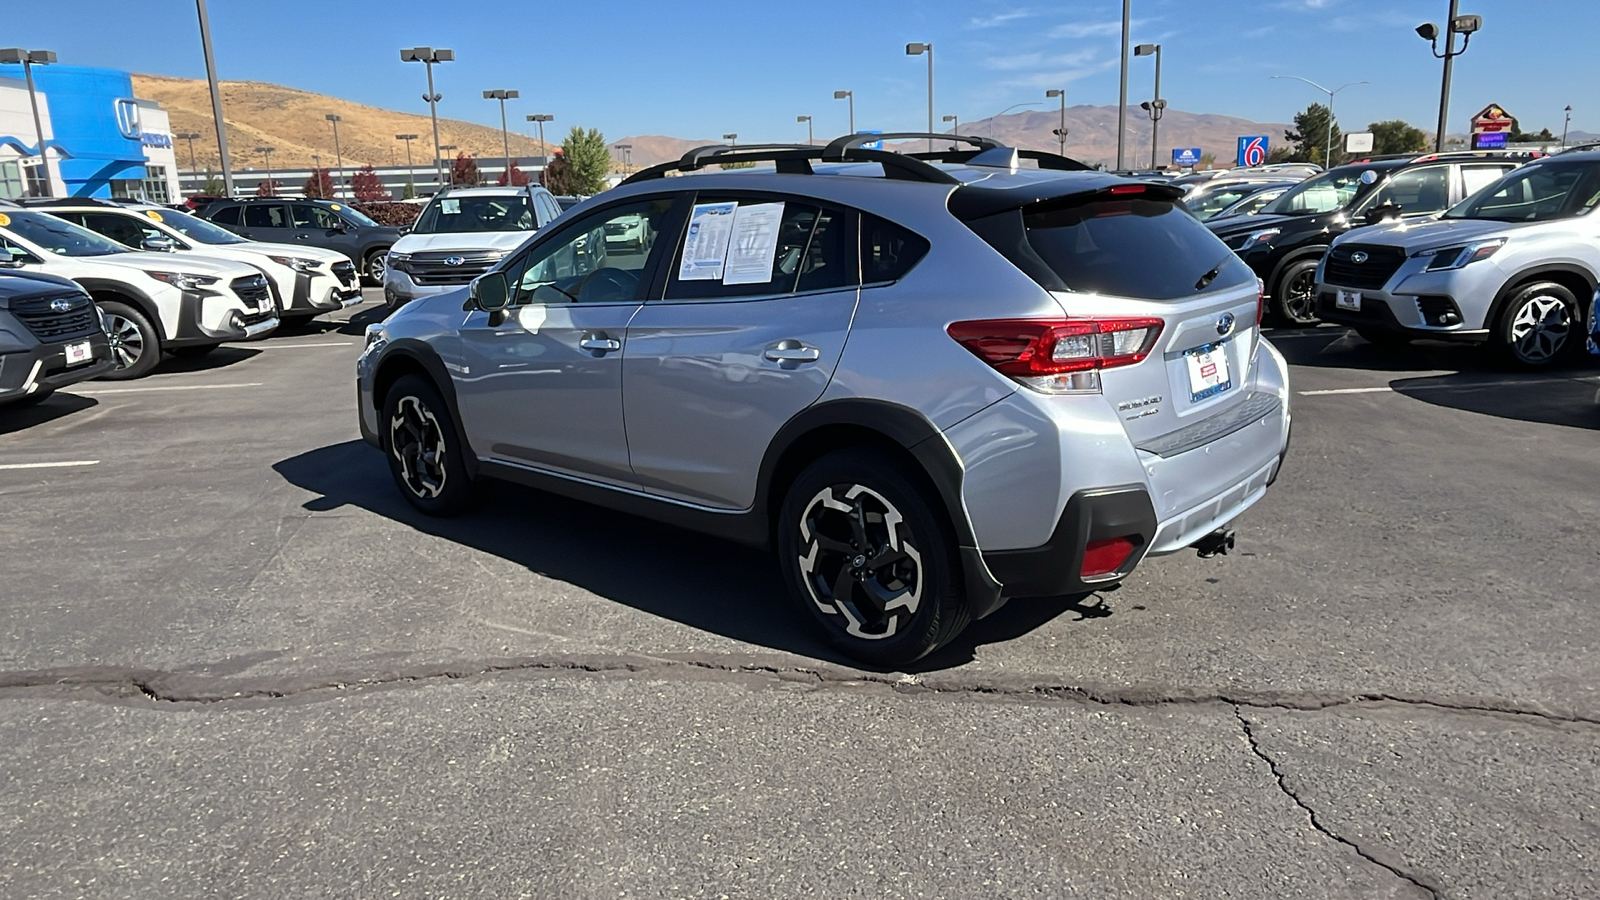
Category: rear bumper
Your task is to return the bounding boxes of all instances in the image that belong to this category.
[982,486,1157,598]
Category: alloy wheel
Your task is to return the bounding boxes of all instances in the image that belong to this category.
[1509,295,1571,365]
[104,313,145,370]
[796,484,924,640]
[1282,269,1318,322]
[389,395,448,499]
[366,254,386,282]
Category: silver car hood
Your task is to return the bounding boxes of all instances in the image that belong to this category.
[1341,216,1522,249]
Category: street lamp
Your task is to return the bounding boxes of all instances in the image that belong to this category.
[723,133,738,147]
[1561,105,1573,149]
[0,48,57,197]
[1416,3,1482,152]
[325,114,344,198]
[614,143,632,173]
[396,133,418,192]
[833,90,855,134]
[400,46,455,188]
[1272,75,1368,167]
[193,0,235,196]
[906,43,934,151]
[1045,89,1067,156]
[1116,0,1132,170]
[255,146,276,195]
[797,115,813,145]
[483,89,519,184]
[942,114,958,150]
[1134,44,1164,170]
[175,132,202,191]
[526,113,554,159]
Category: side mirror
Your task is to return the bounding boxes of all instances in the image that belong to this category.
[1362,203,1402,226]
[469,272,511,312]
[398,224,412,236]
[142,236,177,252]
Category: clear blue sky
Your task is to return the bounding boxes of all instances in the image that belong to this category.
[8,0,1596,142]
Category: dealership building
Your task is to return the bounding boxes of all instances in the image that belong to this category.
[0,65,181,202]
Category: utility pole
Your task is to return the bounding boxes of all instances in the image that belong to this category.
[834,90,854,133]
[1046,89,1066,156]
[1416,2,1482,152]
[797,115,813,145]
[1116,0,1131,169]
[526,114,553,160]
[401,47,455,188]
[396,134,418,194]
[194,0,235,195]
[906,43,934,151]
[325,114,344,198]
[1,48,58,197]
[1135,44,1164,169]
[483,89,518,184]
[255,146,276,195]
[175,132,201,192]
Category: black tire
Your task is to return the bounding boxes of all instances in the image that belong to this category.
[1494,281,1580,369]
[1272,259,1321,325]
[1354,327,1411,348]
[170,345,218,359]
[362,249,388,286]
[381,373,476,516]
[777,449,970,667]
[97,300,161,380]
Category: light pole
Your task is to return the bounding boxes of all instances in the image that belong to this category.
[797,115,813,145]
[324,114,344,198]
[0,48,57,197]
[193,0,235,196]
[1562,105,1573,149]
[833,90,854,133]
[1117,0,1131,170]
[400,46,455,188]
[942,114,958,150]
[526,113,553,160]
[1416,3,1483,152]
[614,143,632,174]
[255,146,276,195]
[175,132,202,191]
[1045,89,1067,156]
[1134,44,1163,169]
[396,133,417,193]
[723,133,738,147]
[906,43,934,151]
[483,89,518,183]
[1271,75,1368,167]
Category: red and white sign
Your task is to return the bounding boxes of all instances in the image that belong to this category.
[1471,104,1516,134]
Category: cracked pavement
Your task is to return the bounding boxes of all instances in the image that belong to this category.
[2,301,1598,898]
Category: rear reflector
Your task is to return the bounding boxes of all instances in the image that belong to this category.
[1081,536,1139,578]
[947,317,1164,377]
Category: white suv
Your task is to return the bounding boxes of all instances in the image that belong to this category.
[383,185,564,309]
[36,200,361,325]
[0,208,276,379]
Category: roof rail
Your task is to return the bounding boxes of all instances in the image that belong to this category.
[621,140,963,186]
[907,147,1094,172]
[822,132,1002,156]
[1556,141,1600,155]
[18,197,122,208]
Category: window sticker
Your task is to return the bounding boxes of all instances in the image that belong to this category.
[0,213,10,227]
[722,202,785,285]
[329,203,343,211]
[678,201,738,281]
[146,210,164,221]
[441,198,460,215]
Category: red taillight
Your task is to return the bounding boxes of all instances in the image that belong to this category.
[1081,536,1138,578]
[1108,184,1146,195]
[1255,278,1266,325]
[946,317,1165,377]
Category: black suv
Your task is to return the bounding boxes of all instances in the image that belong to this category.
[1207,152,1534,323]
[201,198,403,285]
[0,270,114,407]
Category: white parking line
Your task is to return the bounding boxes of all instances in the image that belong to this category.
[261,341,356,349]
[1299,387,1391,396]
[0,460,100,471]
[73,382,264,395]
[1300,376,1597,397]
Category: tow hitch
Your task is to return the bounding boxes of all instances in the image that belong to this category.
[1192,527,1236,559]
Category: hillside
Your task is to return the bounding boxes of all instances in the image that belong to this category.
[132,74,557,172]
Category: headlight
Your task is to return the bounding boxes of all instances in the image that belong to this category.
[387,252,411,272]
[1411,237,1507,271]
[144,271,219,291]
[1240,228,1280,249]
[266,255,320,273]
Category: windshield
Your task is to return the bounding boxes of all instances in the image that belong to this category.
[1259,169,1370,216]
[152,210,248,244]
[332,204,379,227]
[1443,160,1600,222]
[1187,185,1270,220]
[412,194,535,234]
[1,211,129,257]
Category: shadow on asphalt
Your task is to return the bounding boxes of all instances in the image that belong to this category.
[1266,325,1508,373]
[150,346,261,375]
[1390,372,1600,430]
[273,440,1100,673]
[0,392,98,435]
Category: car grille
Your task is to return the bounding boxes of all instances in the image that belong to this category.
[11,292,101,341]
[407,251,502,286]
[331,260,358,288]
[231,274,274,311]
[1323,244,1406,290]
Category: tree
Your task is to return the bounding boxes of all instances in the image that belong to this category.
[255,178,279,197]
[402,179,417,200]
[561,127,611,195]
[351,165,387,202]
[541,151,574,194]
[302,168,334,199]
[1285,103,1341,166]
[450,152,479,186]
[719,160,756,170]
[1198,152,1217,170]
[201,168,224,194]
[496,160,531,186]
[1368,120,1430,155]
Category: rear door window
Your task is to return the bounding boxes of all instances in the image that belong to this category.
[1020,194,1252,300]
[209,205,241,225]
[1461,164,1513,198]
[244,204,287,229]
[664,196,857,301]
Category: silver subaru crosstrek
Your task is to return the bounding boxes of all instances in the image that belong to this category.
[1316,150,1600,367]
[356,136,1293,665]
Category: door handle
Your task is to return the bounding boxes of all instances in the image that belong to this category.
[578,333,622,353]
[296,234,309,240]
[764,341,821,363]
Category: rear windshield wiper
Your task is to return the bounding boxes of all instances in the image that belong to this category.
[1194,257,1231,291]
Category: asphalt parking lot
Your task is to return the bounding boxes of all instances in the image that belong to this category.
[3,293,1599,899]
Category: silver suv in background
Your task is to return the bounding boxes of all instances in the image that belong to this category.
[383,184,564,309]
[1317,151,1600,366]
[356,136,1292,666]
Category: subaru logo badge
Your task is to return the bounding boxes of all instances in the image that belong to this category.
[1216,313,1236,336]
[1350,251,1369,264]
[50,298,74,313]
[444,256,465,267]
